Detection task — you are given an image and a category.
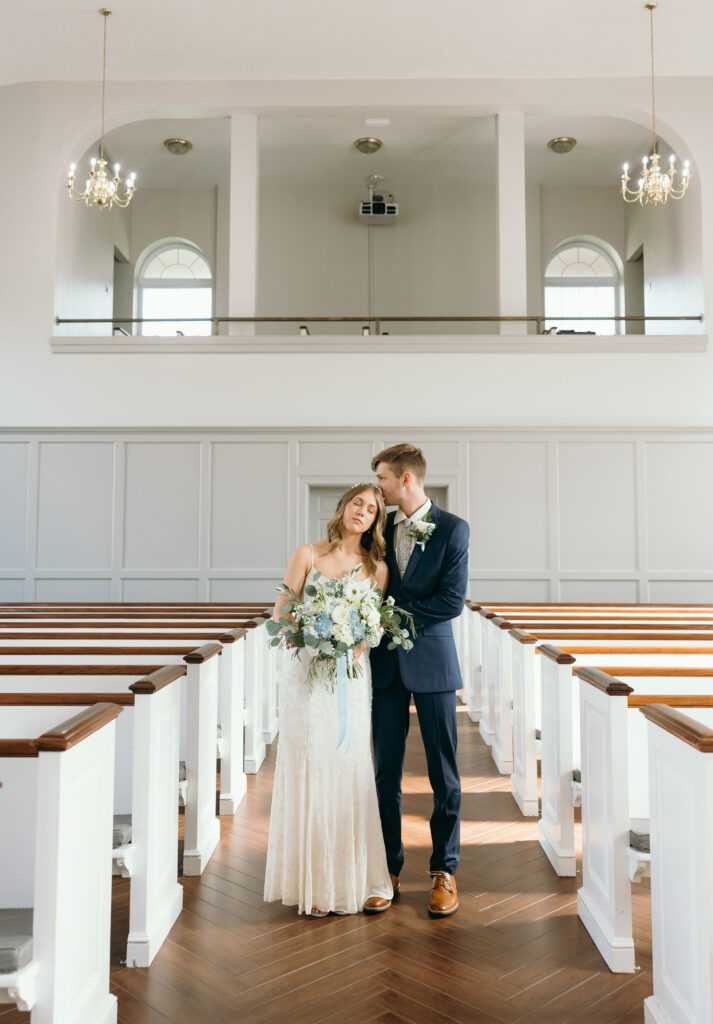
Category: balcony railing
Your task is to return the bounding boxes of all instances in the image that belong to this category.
[55,314,704,336]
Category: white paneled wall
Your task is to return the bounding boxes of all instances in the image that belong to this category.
[2,429,713,602]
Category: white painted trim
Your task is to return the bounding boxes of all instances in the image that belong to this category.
[48,334,708,355]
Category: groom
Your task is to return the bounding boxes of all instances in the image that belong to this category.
[366,443,469,917]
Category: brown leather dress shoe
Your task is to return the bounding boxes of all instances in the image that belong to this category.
[364,874,399,913]
[428,871,458,916]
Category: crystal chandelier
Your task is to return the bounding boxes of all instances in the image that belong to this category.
[620,2,690,205]
[66,9,136,210]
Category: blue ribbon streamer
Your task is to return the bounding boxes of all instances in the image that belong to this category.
[336,649,354,753]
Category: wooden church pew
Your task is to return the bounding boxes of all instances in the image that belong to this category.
[574,667,713,975]
[0,703,120,1021]
[0,667,187,969]
[640,705,713,1024]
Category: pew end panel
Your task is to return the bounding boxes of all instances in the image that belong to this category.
[491,617,515,775]
[216,630,247,816]
[538,648,578,877]
[182,650,221,875]
[243,621,268,774]
[478,612,498,747]
[642,706,713,1024]
[126,668,185,967]
[510,630,539,816]
[0,705,121,1023]
[466,603,482,723]
[576,668,636,974]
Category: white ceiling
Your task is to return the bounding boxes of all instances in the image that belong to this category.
[2,0,713,86]
[100,113,655,189]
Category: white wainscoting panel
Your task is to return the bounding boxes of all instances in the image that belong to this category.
[210,442,288,569]
[559,579,640,603]
[3,427,713,603]
[0,578,26,600]
[649,579,713,602]
[121,578,201,601]
[0,442,29,569]
[35,577,113,601]
[558,443,637,571]
[646,442,713,571]
[36,442,114,569]
[470,443,549,571]
[124,443,201,569]
[471,579,551,602]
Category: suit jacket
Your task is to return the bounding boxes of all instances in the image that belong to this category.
[370,502,470,693]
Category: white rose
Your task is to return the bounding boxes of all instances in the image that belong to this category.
[333,624,354,646]
[332,603,349,625]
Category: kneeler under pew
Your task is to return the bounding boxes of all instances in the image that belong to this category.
[0,703,120,1024]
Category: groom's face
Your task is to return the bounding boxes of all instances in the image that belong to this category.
[374,462,404,507]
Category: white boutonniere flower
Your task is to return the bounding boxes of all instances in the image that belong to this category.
[406,511,436,551]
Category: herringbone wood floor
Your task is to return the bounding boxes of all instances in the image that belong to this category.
[3,707,652,1023]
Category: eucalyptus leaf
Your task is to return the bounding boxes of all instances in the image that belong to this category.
[304,584,317,597]
[304,634,319,648]
[265,619,280,636]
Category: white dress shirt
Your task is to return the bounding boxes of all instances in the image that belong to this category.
[394,498,432,577]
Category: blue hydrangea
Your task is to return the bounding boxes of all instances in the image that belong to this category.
[315,612,333,639]
[348,611,366,642]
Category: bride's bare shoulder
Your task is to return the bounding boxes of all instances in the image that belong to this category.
[373,559,389,589]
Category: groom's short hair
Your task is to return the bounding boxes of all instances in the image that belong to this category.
[371,443,427,482]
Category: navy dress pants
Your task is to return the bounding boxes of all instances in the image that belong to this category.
[371,666,461,876]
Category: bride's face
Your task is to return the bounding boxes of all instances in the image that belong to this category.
[342,490,379,536]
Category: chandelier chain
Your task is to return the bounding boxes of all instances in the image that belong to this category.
[100,10,109,161]
[649,4,657,155]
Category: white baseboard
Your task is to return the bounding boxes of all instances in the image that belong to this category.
[538,820,576,877]
[492,743,513,775]
[479,719,494,746]
[577,886,635,974]
[183,818,221,876]
[467,706,481,723]
[511,778,539,817]
[263,720,278,745]
[244,745,266,774]
[643,997,670,1024]
[126,883,183,968]
[219,776,247,816]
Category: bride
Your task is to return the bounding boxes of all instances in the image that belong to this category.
[263,483,394,916]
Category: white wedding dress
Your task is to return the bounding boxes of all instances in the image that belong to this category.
[263,564,393,915]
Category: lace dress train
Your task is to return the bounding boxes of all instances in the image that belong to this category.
[264,601,393,914]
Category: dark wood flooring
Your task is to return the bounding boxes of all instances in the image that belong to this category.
[2,706,652,1023]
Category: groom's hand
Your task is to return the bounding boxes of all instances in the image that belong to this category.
[353,640,369,662]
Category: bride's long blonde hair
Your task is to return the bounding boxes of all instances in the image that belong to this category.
[323,483,387,577]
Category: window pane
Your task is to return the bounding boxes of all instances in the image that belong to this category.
[544,285,616,335]
[141,288,213,336]
[546,244,616,280]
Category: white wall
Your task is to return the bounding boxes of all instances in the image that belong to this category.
[3,427,713,603]
[130,186,218,273]
[625,174,704,334]
[257,183,497,334]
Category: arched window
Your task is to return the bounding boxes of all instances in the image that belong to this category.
[137,242,213,336]
[544,241,621,335]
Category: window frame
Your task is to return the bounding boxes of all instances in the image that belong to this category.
[544,240,622,336]
[136,241,214,337]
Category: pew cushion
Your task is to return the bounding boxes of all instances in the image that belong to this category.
[0,908,33,972]
[112,814,132,849]
[629,819,651,854]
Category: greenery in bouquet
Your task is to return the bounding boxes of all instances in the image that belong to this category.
[266,564,415,690]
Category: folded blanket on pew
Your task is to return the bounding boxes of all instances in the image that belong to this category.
[0,908,33,972]
[629,818,650,853]
[112,815,132,850]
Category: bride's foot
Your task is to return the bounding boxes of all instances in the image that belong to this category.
[308,907,329,917]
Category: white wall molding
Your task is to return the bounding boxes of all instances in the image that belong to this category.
[3,426,713,602]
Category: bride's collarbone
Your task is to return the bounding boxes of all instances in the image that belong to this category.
[310,545,369,581]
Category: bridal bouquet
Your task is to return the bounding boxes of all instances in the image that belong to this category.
[266,565,415,691]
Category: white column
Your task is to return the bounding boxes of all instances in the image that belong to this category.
[495,111,528,335]
[228,115,259,335]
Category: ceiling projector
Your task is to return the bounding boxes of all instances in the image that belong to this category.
[359,174,399,224]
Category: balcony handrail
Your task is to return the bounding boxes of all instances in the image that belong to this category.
[56,313,705,337]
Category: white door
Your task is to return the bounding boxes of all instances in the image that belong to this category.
[308,485,449,542]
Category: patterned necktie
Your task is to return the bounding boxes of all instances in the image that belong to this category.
[397,520,411,577]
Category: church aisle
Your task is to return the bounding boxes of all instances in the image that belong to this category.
[0,707,652,1024]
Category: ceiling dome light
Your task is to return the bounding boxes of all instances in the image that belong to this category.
[548,137,577,154]
[163,138,193,156]
[354,137,383,155]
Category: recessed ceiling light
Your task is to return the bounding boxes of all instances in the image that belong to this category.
[163,138,193,156]
[548,137,577,154]
[354,137,383,155]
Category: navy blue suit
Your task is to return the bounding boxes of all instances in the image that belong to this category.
[370,502,469,876]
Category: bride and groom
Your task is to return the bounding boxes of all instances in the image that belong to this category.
[264,443,470,917]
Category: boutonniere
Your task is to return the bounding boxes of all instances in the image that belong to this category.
[406,511,436,551]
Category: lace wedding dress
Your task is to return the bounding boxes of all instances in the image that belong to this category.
[263,566,393,915]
